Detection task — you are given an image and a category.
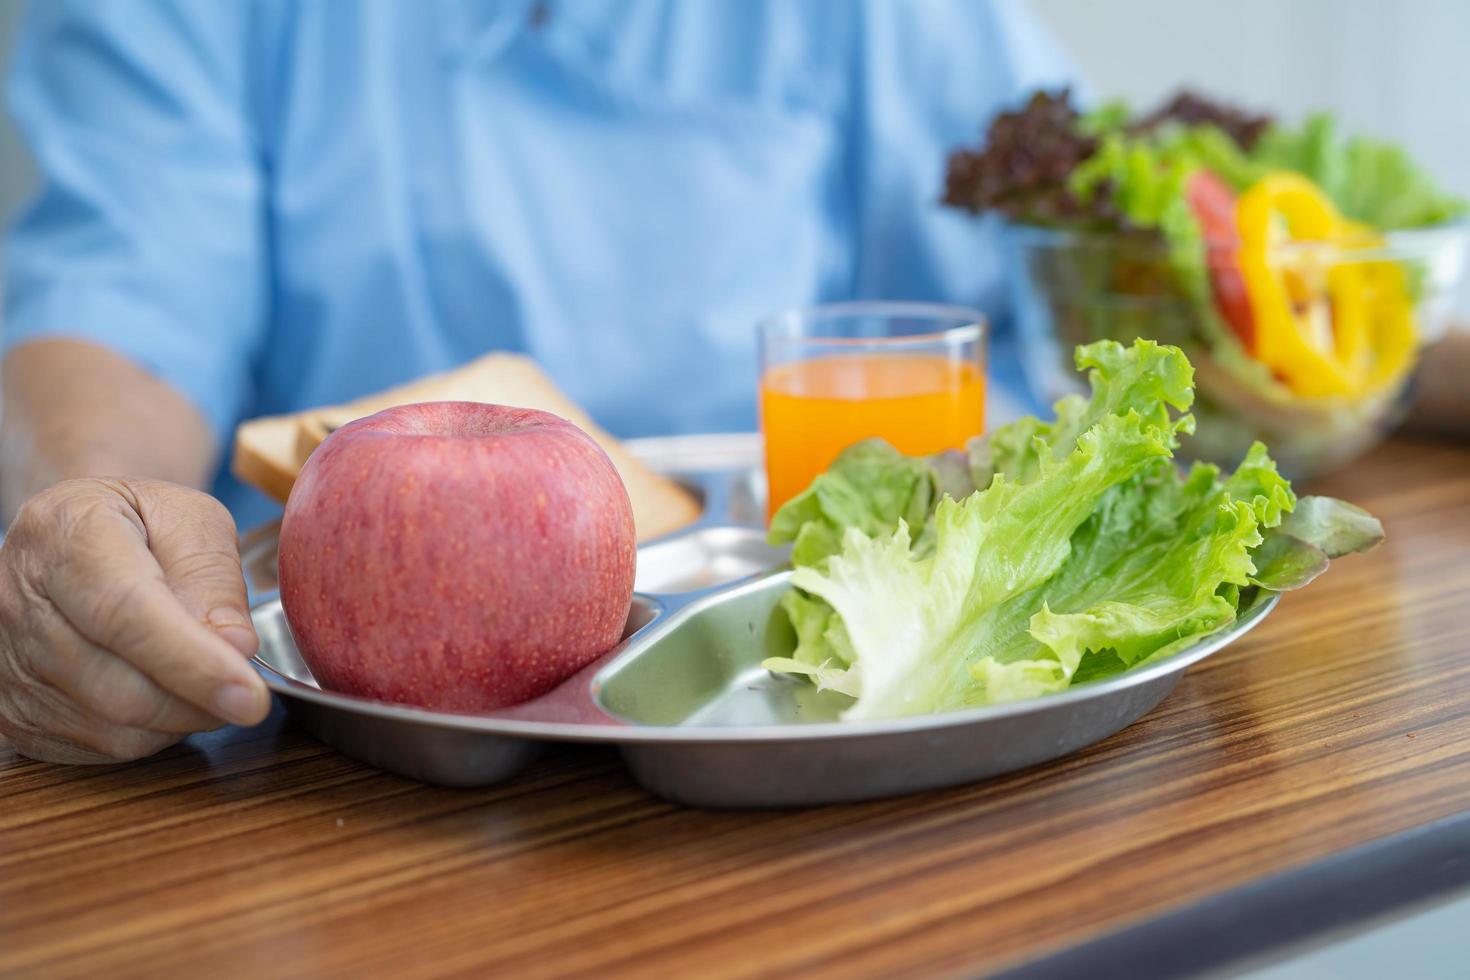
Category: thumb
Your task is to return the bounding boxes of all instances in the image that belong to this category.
[131,481,259,656]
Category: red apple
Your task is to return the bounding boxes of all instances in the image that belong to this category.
[278,401,636,713]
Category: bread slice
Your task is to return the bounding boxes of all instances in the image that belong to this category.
[231,354,702,541]
[231,413,303,504]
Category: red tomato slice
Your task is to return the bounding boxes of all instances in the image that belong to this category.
[1187,169,1256,352]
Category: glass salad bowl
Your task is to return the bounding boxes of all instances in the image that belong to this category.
[1007,221,1470,480]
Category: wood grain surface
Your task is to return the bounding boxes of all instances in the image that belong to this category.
[3,437,1469,979]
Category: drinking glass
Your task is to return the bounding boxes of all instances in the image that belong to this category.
[758,302,988,519]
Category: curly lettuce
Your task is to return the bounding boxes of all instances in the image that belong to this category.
[764,340,1382,720]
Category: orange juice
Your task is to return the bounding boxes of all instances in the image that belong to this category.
[760,354,986,517]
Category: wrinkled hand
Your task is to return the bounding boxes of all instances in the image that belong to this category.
[0,479,270,763]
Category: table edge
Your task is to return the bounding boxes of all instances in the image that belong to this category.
[999,808,1470,980]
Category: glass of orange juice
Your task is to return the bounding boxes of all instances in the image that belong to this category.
[759,302,987,519]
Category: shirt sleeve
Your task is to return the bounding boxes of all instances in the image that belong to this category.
[3,1,268,445]
[847,0,1084,415]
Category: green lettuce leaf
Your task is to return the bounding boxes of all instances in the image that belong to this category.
[766,339,1199,719]
[971,338,1196,487]
[927,448,978,503]
[769,444,1293,719]
[769,339,1198,685]
[1252,114,1467,230]
[1069,130,1200,232]
[1016,443,1292,687]
[766,438,967,674]
[1250,494,1385,590]
[773,588,860,694]
[1070,110,1465,232]
[767,439,938,567]
[1068,130,1244,356]
[1248,534,1329,592]
[770,407,1183,719]
[763,339,1381,721]
[1276,495,1384,558]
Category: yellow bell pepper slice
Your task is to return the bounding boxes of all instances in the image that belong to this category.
[1235,173,1419,399]
[1236,173,1364,397]
[1342,220,1418,393]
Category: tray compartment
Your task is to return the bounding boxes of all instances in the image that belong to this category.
[595,573,850,727]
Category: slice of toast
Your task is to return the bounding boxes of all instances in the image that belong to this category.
[231,354,702,541]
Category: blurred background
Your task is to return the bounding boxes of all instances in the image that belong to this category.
[1041,0,1470,298]
[1035,0,1470,210]
[0,0,1466,310]
[1035,0,1470,323]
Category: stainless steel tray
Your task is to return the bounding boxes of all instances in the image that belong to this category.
[246,433,1278,808]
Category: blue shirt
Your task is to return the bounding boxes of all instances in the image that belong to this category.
[3,0,1075,529]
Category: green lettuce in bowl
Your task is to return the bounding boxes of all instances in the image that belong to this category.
[946,90,1469,479]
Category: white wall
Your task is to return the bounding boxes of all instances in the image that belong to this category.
[1031,0,1470,203]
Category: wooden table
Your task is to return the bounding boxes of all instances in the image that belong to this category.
[4,437,1470,979]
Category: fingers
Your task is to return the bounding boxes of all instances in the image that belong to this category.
[0,479,270,768]
[9,732,125,766]
[130,482,259,656]
[40,495,270,727]
[1,675,182,764]
[17,725,181,766]
[28,610,224,733]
